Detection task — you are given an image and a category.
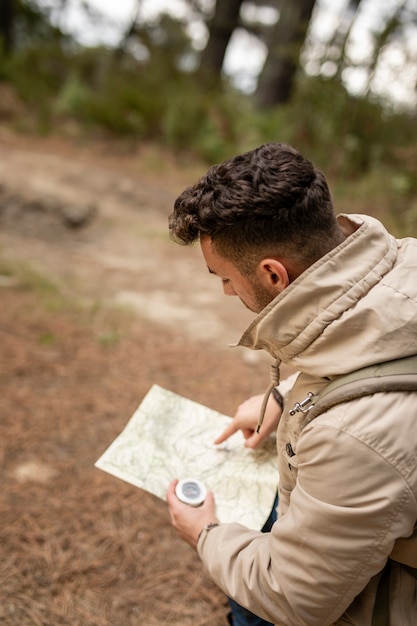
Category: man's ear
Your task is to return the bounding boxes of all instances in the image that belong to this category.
[257,258,290,293]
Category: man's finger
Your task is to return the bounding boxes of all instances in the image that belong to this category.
[214,420,239,444]
[166,478,179,503]
[244,431,265,449]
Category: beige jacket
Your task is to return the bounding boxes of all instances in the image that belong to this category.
[197,214,417,625]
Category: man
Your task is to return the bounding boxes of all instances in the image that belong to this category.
[166,143,417,625]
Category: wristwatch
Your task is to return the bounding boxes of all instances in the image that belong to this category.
[198,522,220,542]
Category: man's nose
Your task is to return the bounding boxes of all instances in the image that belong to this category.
[223,283,237,296]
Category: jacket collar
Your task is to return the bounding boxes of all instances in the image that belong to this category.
[235,214,399,376]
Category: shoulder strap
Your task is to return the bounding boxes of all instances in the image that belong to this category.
[303,354,417,569]
[306,354,417,424]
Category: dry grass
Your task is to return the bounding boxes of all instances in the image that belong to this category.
[0,286,271,625]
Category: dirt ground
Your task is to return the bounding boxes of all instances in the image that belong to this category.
[0,130,291,626]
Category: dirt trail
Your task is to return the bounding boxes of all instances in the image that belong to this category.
[0,131,284,626]
[0,130,261,351]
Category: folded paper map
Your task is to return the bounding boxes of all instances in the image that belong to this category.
[95,384,278,530]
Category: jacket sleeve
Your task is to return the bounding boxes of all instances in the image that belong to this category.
[197,394,417,626]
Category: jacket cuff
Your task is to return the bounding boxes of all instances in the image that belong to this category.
[197,522,221,552]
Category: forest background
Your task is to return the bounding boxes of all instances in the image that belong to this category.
[0,1,417,625]
[1,0,417,232]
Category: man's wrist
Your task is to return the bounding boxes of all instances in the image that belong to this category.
[197,522,220,543]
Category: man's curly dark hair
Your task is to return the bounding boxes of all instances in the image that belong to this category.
[169,143,344,276]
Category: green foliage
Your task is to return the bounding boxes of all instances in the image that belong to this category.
[0,260,71,311]
[55,71,91,118]
[1,2,416,233]
[98,330,124,347]
[251,74,415,176]
[161,83,247,162]
[39,332,56,345]
[12,0,63,47]
[3,42,71,102]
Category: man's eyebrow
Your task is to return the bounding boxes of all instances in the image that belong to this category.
[207,267,217,276]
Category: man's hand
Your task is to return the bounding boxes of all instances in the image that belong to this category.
[167,479,220,550]
[214,393,282,449]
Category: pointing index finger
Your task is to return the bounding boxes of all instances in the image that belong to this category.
[214,420,239,445]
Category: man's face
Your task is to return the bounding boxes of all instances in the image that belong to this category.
[200,236,276,314]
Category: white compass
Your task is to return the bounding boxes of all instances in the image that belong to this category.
[175,478,207,507]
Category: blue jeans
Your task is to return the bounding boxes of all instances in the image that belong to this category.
[228,599,275,626]
[227,495,278,626]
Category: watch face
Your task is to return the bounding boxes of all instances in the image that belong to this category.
[176,478,207,506]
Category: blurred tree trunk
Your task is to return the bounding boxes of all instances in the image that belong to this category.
[326,0,364,80]
[0,0,14,55]
[255,0,317,109]
[199,0,244,80]
[365,0,407,96]
[114,0,142,61]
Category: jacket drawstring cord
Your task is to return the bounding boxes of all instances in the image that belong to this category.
[256,358,281,433]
